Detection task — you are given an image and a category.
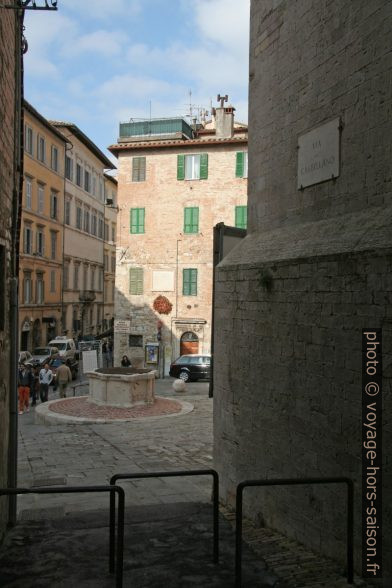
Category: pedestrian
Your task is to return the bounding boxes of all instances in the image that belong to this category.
[31,365,40,406]
[102,339,108,367]
[39,362,53,403]
[56,360,72,398]
[17,364,31,414]
[121,354,131,367]
[108,338,113,367]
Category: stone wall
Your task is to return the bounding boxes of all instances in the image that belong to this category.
[214,0,391,581]
[0,2,19,542]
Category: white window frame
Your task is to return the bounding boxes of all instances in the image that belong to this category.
[51,145,59,172]
[25,177,32,209]
[25,125,33,155]
[37,184,44,214]
[185,154,201,180]
[37,135,46,163]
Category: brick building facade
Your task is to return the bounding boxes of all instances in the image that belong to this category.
[214,0,391,582]
[109,106,247,370]
[0,1,22,541]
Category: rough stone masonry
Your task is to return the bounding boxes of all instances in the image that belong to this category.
[213,1,391,585]
[0,1,21,543]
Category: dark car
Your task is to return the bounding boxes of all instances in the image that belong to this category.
[48,357,78,389]
[169,354,211,382]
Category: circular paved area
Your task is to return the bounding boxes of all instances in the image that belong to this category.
[35,395,194,424]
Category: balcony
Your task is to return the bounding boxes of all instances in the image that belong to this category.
[79,290,96,303]
[119,118,194,141]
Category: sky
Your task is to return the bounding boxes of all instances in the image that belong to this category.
[24,0,250,166]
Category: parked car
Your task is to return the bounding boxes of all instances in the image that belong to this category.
[48,337,77,361]
[169,354,211,382]
[31,346,59,367]
[48,357,78,390]
[77,335,97,352]
[18,350,33,365]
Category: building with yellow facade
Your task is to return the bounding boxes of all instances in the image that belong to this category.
[20,101,66,350]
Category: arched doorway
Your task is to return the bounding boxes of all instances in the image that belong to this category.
[180,331,199,355]
[20,318,31,350]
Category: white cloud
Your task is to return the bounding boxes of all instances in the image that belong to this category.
[62,0,142,20]
[193,0,250,53]
[65,30,129,58]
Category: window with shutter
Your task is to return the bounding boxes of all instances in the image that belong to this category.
[25,126,33,155]
[25,177,32,209]
[178,154,208,180]
[65,156,73,181]
[199,153,208,179]
[51,146,59,172]
[236,151,248,178]
[183,268,197,296]
[184,207,199,233]
[177,155,185,180]
[130,208,145,234]
[132,157,146,182]
[235,205,247,229]
[129,268,143,295]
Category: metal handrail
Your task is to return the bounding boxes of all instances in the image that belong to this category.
[0,485,125,588]
[109,468,219,573]
[235,477,354,587]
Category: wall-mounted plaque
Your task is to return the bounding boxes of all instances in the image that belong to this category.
[297,117,340,189]
[114,319,131,334]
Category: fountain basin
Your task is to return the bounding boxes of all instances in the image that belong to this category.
[87,367,157,408]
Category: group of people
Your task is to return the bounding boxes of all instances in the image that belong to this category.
[17,360,73,415]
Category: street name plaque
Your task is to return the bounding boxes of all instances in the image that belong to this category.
[114,319,131,334]
[297,117,340,189]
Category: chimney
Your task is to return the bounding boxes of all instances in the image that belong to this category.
[214,94,235,139]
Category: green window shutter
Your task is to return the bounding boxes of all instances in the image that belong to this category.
[183,268,197,296]
[177,155,185,180]
[199,153,208,179]
[130,208,145,233]
[129,268,143,294]
[184,207,199,233]
[236,152,244,177]
[235,205,247,229]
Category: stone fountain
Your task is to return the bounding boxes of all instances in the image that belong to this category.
[87,367,157,408]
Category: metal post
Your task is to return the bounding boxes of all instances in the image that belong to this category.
[212,470,219,563]
[116,488,125,588]
[110,469,219,566]
[109,484,116,573]
[347,480,354,584]
[235,483,243,587]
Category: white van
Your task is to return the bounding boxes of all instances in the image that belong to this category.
[48,337,76,362]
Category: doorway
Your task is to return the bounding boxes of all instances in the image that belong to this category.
[180,331,199,355]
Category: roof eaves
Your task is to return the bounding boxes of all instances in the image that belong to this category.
[50,120,115,169]
[108,136,248,156]
[23,100,68,144]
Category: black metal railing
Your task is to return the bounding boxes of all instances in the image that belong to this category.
[109,468,219,573]
[0,485,125,588]
[235,477,354,587]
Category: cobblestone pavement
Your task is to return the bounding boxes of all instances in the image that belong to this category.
[10,377,366,587]
[17,379,213,516]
